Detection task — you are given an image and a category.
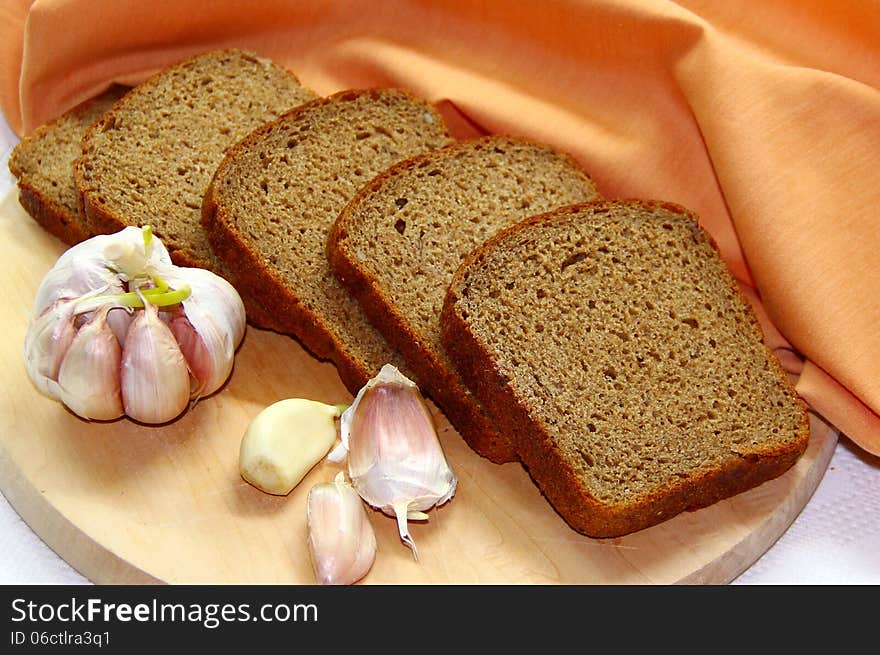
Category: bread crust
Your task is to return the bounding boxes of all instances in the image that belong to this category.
[440,199,810,537]
[13,182,90,245]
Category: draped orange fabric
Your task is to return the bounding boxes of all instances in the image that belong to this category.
[2,0,878,454]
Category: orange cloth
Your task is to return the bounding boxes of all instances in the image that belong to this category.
[2,0,878,454]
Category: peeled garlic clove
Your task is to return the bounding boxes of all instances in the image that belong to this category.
[239,399,346,495]
[121,300,190,424]
[339,364,457,559]
[56,306,124,421]
[307,472,377,585]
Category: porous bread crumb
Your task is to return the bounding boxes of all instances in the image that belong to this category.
[329,135,601,462]
[74,49,318,328]
[203,88,453,393]
[441,200,810,536]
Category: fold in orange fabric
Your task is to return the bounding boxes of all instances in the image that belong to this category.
[2,0,878,454]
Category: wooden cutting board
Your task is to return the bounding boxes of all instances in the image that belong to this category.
[0,192,837,584]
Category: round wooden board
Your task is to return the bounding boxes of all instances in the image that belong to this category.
[0,192,837,585]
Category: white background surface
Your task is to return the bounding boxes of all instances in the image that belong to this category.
[1,113,878,586]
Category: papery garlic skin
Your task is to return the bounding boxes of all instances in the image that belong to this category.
[307,472,377,585]
[333,364,457,560]
[121,300,191,424]
[32,226,172,318]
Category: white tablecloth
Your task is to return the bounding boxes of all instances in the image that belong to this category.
[1,113,878,586]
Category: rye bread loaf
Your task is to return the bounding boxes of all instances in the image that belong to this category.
[73,49,318,329]
[202,89,453,393]
[8,85,128,245]
[440,199,810,537]
[328,135,601,463]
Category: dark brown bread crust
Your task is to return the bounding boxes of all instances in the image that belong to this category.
[77,182,126,238]
[202,88,452,394]
[12,182,90,245]
[328,135,600,463]
[440,199,810,537]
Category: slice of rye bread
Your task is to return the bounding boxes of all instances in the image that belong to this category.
[439,199,810,537]
[328,135,602,463]
[8,85,129,246]
[73,49,318,330]
[202,88,454,394]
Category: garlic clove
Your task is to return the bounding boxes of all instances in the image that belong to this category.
[337,364,457,560]
[168,309,213,398]
[307,472,377,585]
[56,305,124,421]
[121,300,191,424]
[23,297,79,398]
[105,306,134,346]
[166,266,246,398]
[239,399,346,496]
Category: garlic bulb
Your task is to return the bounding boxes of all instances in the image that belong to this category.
[330,364,457,560]
[23,226,246,424]
[307,472,377,585]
